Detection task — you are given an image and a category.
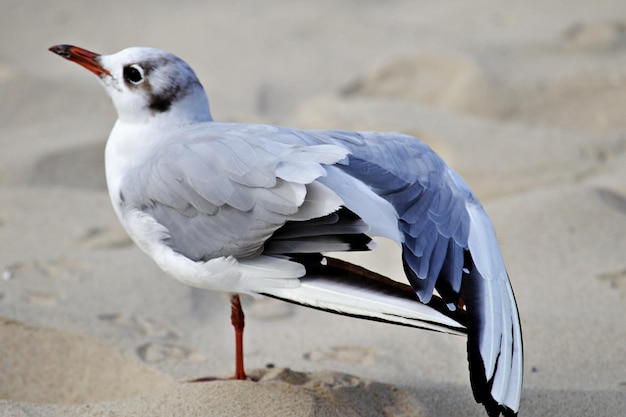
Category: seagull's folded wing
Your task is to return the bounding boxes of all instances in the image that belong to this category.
[118,123,349,264]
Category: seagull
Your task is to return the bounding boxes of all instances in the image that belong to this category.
[49,44,523,416]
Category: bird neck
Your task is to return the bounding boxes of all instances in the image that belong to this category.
[114,86,213,128]
[162,86,214,126]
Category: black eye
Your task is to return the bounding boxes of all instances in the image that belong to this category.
[123,64,145,85]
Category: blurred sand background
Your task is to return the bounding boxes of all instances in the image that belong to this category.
[2,0,626,416]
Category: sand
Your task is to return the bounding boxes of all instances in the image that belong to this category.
[1,0,626,416]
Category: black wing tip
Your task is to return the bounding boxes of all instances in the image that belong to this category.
[484,400,518,417]
[463,260,522,417]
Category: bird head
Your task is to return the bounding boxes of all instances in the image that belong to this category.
[49,44,213,126]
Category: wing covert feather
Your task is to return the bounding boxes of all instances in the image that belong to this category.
[119,124,348,262]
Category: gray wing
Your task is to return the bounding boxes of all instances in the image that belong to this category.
[289,129,470,304]
[120,123,348,261]
[288,129,523,416]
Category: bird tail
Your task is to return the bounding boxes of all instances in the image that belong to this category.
[262,255,467,337]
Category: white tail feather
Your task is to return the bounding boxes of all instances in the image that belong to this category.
[263,275,466,335]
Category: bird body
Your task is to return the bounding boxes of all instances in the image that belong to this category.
[50,44,523,416]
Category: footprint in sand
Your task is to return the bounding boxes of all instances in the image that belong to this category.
[75,225,133,250]
[597,268,626,297]
[594,187,626,216]
[98,313,182,340]
[98,313,204,363]
[339,53,510,119]
[136,342,205,363]
[22,290,62,307]
[3,258,90,281]
[562,20,626,51]
[28,141,107,190]
[303,345,378,365]
[34,258,91,279]
[3,259,90,307]
[0,258,90,307]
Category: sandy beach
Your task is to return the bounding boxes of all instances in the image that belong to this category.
[2,1,626,415]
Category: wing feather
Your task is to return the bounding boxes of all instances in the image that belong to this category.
[287,128,522,414]
[119,124,349,262]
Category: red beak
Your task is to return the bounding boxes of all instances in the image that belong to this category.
[48,44,110,77]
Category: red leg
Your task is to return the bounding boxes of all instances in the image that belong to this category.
[230,294,247,380]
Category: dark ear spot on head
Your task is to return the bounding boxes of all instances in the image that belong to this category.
[144,57,196,114]
[148,80,188,113]
[149,93,174,113]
